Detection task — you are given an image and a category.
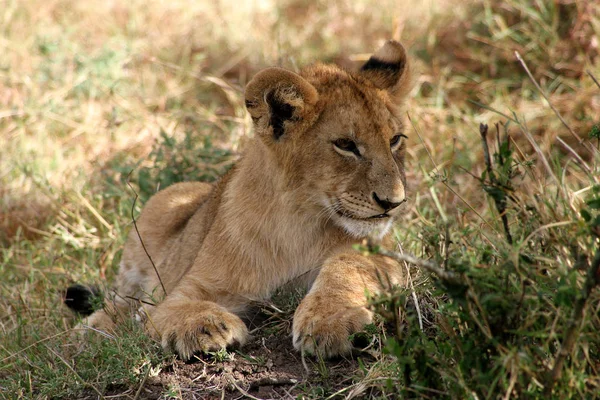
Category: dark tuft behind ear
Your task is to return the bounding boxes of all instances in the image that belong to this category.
[265,90,295,139]
[245,67,318,140]
[360,40,413,102]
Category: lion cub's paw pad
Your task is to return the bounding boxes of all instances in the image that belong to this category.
[292,303,373,358]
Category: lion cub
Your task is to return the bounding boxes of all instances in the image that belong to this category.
[66,40,413,360]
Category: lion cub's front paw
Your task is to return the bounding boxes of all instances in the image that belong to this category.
[149,300,248,361]
[292,293,373,358]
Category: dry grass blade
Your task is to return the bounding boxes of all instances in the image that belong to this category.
[0,331,72,364]
[126,171,167,296]
[554,136,593,176]
[409,111,500,238]
[514,51,592,155]
[517,119,560,186]
[588,70,600,90]
[133,364,152,400]
[228,376,264,400]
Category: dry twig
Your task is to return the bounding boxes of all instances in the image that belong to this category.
[587,70,600,90]
[377,249,462,287]
[479,123,513,244]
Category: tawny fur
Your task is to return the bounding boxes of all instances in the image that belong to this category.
[80,40,414,360]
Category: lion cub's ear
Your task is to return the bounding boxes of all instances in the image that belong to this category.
[360,40,413,103]
[245,67,318,140]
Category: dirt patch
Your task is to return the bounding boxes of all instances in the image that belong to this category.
[88,307,375,400]
[142,332,365,399]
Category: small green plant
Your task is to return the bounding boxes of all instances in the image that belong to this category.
[207,348,234,362]
[235,352,267,367]
[163,383,183,399]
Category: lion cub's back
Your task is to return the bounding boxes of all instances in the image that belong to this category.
[118,182,213,295]
[137,181,212,239]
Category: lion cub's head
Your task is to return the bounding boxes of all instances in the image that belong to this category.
[244,41,413,238]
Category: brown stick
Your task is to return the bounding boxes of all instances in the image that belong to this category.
[479,123,513,244]
[587,70,600,90]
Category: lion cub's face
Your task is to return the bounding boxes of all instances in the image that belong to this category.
[245,41,413,238]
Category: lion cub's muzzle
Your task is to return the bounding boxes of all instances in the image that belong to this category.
[334,190,407,221]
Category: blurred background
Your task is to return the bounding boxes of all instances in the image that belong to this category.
[1,0,598,243]
[1,0,598,242]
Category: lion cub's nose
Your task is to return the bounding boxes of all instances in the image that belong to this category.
[372,192,405,212]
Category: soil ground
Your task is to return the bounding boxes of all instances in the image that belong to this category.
[83,306,378,399]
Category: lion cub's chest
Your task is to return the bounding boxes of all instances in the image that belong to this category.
[219,197,341,295]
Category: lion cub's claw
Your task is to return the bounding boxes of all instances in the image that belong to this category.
[292,295,373,358]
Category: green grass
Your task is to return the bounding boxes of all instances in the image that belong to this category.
[1,0,599,398]
[3,322,167,398]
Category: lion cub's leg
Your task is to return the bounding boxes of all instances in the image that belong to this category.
[146,296,249,361]
[292,253,403,357]
[77,296,131,334]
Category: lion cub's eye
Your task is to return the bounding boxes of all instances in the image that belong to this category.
[390,134,407,149]
[333,138,361,157]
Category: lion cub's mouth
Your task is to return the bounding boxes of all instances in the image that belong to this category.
[334,208,390,221]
